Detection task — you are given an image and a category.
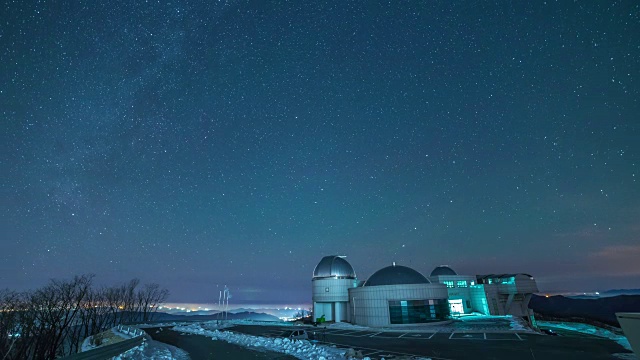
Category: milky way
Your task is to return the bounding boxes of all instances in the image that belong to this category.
[2,1,639,303]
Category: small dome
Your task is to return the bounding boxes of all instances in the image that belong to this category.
[313,256,356,279]
[431,265,457,276]
[364,264,430,286]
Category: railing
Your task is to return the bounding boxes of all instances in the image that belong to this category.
[62,326,145,360]
[116,324,145,337]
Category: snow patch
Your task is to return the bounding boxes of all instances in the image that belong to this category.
[538,321,631,351]
[507,316,529,331]
[112,338,190,360]
[173,323,365,360]
[81,328,132,352]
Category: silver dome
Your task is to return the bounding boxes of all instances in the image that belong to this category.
[313,256,356,279]
[364,264,430,286]
[430,265,457,276]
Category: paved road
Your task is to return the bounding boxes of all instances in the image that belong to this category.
[229,325,632,360]
[143,327,297,360]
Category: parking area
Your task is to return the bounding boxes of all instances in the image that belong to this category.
[297,326,528,342]
[228,324,632,360]
[255,326,529,342]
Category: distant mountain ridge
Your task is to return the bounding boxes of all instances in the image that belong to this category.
[529,294,640,326]
[145,311,281,323]
[594,289,640,296]
[565,289,640,299]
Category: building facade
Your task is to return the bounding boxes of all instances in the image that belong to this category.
[311,255,358,322]
[428,265,538,325]
[311,256,539,327]
[349,264,449,327]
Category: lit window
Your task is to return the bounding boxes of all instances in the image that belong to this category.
[443,280,454,288]
[456,280,468,288]
[389,299,450,323]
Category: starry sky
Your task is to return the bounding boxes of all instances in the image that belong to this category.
[2,1,639,305]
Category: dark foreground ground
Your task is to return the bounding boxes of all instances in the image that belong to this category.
[144,323,632,360]
[230,324,632,360]
[143,327,297,360]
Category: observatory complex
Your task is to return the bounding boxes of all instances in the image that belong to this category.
[312,255,538,327]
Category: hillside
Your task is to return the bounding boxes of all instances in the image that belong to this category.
[150,311,281,322]
[529,294,640,326]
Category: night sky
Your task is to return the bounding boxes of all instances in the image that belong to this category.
[3,1,639,305]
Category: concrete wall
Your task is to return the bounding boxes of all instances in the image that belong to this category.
[312,278,356,322]
[469,283,536,317]
[470,285,490,314]
[447,287,472,314]
[312,278,356,302]
[617,313,640,356]
[483,284,502,315]
[313,302,333,321]
[334,301,347,322]
[348,283,448,327]
[431,275,477,314]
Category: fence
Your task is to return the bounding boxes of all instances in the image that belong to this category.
[62,326,145,360]
[116,324,145,337]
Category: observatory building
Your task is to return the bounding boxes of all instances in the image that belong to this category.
[349,263,449,326]
[311,255,358,322]
[311,256,539,327]
[428,265,538,323]
[429,265,477,315]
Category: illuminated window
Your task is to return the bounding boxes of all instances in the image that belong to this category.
[389,299,449,324]
[456,280,468,288]
[470,281,475,286]
[443,280,454,288]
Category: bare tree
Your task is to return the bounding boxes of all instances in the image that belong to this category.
[0,275,169,359]
[136,283,169,322]
[0,290,23,360]
[68,285,112,355]
[27,275,93,359]
[119,279,140,324]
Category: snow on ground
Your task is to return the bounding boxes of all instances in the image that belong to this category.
[137,319,287,329]
[174,323,344,360]
[506,316,529,331]
[113,338,190,360]
[80,336,98,352]
[173,322,422,360]
[323,314,535,333]
[137,322,184,328]
[81,327,188,359]
[538,321,631,351]
[81,328,133,352]
[326,322,371,330]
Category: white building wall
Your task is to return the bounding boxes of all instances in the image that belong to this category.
[312,278,357,322]
[469,285,490,314]
[430,275,477,286]
[334,301,347,322]
[312,278,356,302]
[348,284,448,327]
[514,275,539,293]
[446,287,472,314]
[483,284,502,315]
[313,302,333,321]
[617,313,640,356]
[431,275,477,314]
[490,275,538,317]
